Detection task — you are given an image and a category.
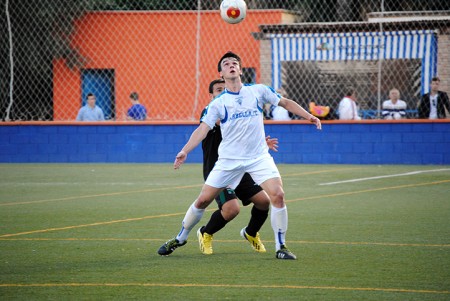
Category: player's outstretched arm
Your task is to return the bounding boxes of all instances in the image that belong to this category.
[174,122,211,169]
[279,98,322,130]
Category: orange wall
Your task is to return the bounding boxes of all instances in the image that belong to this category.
[53,10,284,120]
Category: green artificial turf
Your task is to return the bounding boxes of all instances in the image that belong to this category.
[0,164,449,300]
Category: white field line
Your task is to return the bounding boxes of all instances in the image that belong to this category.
[319,168,450,186]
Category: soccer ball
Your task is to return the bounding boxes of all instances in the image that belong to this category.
[220,0,247,24]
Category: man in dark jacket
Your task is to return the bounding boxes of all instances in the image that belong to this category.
[418,77,450,119]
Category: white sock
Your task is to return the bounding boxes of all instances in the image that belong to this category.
[271,205,288,251]
[176,201,205,243]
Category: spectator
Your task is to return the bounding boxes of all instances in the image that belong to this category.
[382,88,407,120]
[338,87,361,120]
[263,103,273,120]
[76,93,105,121]
[418,77,450,119]
[271,88,293,121]
[271,106,291,121]
[126,92,147,121]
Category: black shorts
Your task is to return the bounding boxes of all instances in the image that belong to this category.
[215,173,263,209]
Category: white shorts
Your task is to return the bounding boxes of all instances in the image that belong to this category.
[205,153,280,189]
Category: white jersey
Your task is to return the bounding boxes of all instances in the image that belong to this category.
[202,84,281,160]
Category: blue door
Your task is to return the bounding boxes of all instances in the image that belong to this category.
[81,69,115,120]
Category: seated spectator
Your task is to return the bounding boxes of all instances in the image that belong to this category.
[126,92,147,121]
[338,87,361,120]
[382,88,407,120]
[76,93,105,121]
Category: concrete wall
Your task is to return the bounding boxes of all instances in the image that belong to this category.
[1,121,449,164]
[53,10,288,121]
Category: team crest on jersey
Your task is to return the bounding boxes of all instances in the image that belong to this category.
[235,96,243,106]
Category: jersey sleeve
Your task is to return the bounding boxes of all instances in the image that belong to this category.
[199,107,207,123]
[258,85,281,107]
[201,100,222,129]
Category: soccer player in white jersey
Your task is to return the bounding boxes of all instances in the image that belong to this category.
[158,51,322,260]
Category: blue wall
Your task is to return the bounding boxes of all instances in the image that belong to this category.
[1,122,449,164]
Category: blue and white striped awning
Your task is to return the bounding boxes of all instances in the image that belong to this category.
[270,30,437,95]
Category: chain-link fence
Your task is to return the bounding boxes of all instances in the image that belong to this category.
[1,0,449,121]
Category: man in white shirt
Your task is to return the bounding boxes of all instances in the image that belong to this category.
[338,87,361,120]
[382,88,407,120]
[157,52,321,260]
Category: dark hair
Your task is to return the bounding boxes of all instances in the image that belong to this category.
[130,92,139,101]
[208,79,225,94]
[344,87,356,97]
[86,93,95,99]
[431,77,440,83]
[217,51,242,72]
